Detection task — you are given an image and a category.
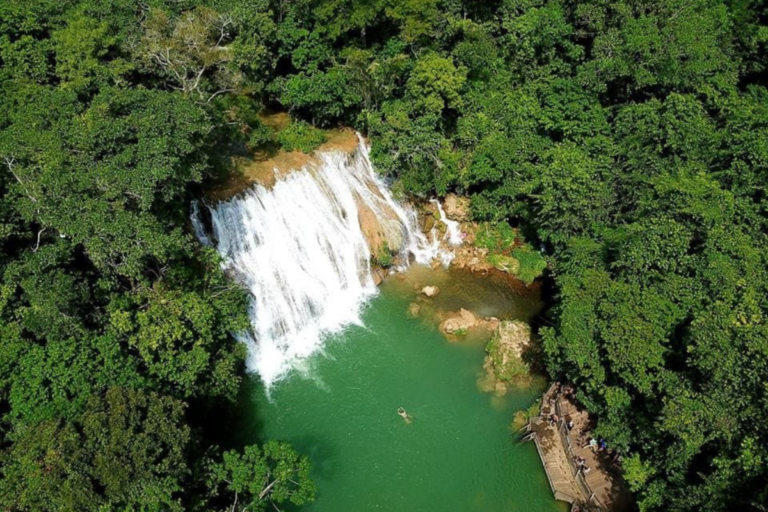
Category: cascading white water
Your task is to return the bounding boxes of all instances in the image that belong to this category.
[432,199,463,246]
[190,200,213,247]
[194,136,461,386]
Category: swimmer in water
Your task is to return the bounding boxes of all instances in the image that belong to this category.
[397,407,412,424]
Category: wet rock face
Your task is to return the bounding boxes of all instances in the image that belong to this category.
[357,197,404,259]
[372,267,385,286]
[443,194,470,221]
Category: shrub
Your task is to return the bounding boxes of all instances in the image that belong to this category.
[246,120,274,149]
[475,222,517,252]
[276,120,326,153]
[373,242,394,268]
[511,247,547,284]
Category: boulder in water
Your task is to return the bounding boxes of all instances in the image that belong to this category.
[408,303,421,317]
[440,310,500,338]
[440,308,478,335]
[421,285,440,297]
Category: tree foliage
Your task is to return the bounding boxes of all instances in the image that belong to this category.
[256,1,768,510]
[0,1,309,511]
[0,0,767,511]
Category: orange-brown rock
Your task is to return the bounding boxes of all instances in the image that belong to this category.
[444,194,470,221]
[439,309,500,338]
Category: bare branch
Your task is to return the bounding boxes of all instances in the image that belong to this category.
[258,479,279,500]
[4,156,38,204]
[205,88,236,104]
[33,228,45,252]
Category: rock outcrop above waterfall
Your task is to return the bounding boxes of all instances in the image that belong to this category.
[418,198,492,273]
[420,196,546,285]
[207,118,359,201]
[479,321,533,395]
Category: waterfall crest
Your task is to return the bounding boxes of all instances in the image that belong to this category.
[195,137,459,386]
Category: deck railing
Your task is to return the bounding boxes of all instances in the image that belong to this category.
[554,394,607,511]
[529,419,577,503]
[526,383,612,511]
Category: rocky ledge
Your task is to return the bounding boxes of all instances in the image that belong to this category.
[439,308,499,339]
[479,320,534,395]
[433,307,536,395]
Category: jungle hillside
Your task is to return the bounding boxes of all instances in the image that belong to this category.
[1,1,768,511]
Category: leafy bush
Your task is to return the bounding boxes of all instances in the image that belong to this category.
[276,120,326,153]
[373,242,394,268]
[511,247,547,285]
[487,253,520,274]
[475,222,517,253]
[247,120,274,149]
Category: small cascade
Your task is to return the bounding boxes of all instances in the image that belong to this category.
[432,199,463,246]
[193,136,462,386]
[406,208,455,267]
[189,200,213,247]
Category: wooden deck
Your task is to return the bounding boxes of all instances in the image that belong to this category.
[529,415,586,504]
[526,384,631,512]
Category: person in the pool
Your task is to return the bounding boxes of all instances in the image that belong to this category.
[397,407,412,424]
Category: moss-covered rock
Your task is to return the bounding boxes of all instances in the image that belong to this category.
[373,241,395,268]
[488,254,520,274]
[480,321,532,395]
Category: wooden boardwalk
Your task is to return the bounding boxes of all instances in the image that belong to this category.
[526,384,631,512]
[529,415,586,504]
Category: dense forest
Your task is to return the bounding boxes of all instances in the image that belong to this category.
[0,0,767,511]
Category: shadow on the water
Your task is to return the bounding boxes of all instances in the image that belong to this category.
[285,434,340,481]
[217,374,268,449]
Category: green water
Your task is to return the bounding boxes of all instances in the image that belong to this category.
[238,270,566,512]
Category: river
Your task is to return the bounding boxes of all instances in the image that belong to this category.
[197,139,568,512]
[234,267,566,512]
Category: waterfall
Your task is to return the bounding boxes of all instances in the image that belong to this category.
[194,137,459,386]
[190,200,213,247]
[432,199,463,246]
